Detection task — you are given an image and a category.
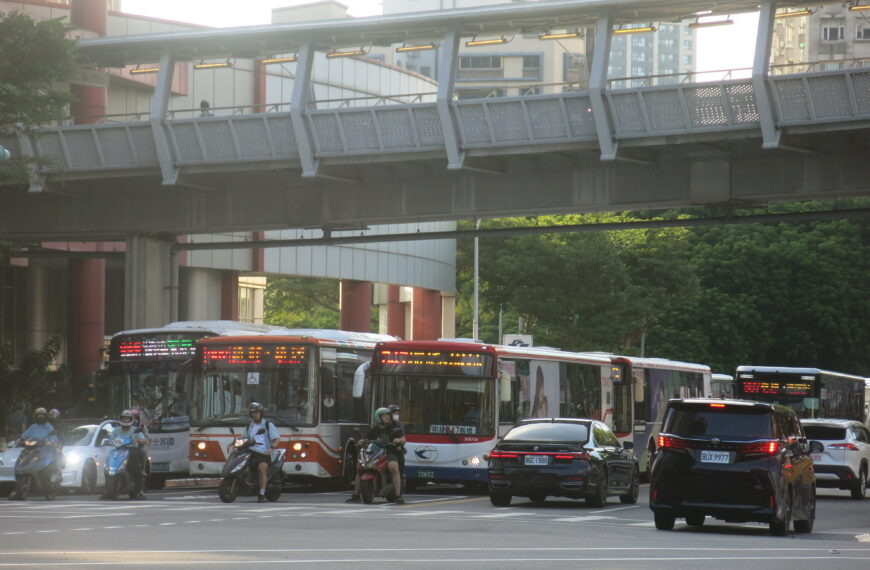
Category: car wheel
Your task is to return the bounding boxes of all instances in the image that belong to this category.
[490,492,511,507]
[528,493,546,503]
[794,486,815,534]
[850,467,866,500]
[620,468,640,504]
[586,470,607,508]
[769,490,792,536]
[80,462,97,495]
[654,512,675,530]
[685,513,705,527]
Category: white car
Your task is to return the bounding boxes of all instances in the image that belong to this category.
[0,420,119,494]
[802,418,870,500]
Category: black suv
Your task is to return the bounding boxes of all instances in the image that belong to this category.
[649,399,820,536]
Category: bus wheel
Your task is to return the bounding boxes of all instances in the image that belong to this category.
[359,479,374,504]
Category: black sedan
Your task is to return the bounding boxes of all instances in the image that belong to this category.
[487,418,639,507]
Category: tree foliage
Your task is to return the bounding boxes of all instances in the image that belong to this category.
[265,276,341,329]
[0,335,70,421]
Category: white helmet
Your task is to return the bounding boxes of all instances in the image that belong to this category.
[119,410,134,427]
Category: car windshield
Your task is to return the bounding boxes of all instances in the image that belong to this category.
[665,406,773,439]
[504,422,590,443]
[62,425,96,446]
[802,425,847,440]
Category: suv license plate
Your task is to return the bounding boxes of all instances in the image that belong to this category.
[524,455,549,466]
[700,451,731,464]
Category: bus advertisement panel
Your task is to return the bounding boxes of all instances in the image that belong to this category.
[102,321,281,483]
[188,330,395,484]
[735,366,866,421]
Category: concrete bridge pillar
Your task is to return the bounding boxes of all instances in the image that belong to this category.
[340,279,372,332]
[412,288,442,340]
[124,236,176,330]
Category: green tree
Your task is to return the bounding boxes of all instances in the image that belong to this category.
[265,276,341,329]
[0,335,70,421]
[0,10,78,184]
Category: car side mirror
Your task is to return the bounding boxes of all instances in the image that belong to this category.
[99,438,110,447]
[621,440,634,451]
[809,440,824,454]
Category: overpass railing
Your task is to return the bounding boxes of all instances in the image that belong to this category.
[6,66,870,178]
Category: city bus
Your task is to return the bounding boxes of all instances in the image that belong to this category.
[735,366,867,422]
[710,373,734,398]
[361,340,710,488]
[188,329,396,485]
[102,320,282,486]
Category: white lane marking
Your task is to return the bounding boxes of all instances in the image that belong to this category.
[394,510,467,516]
[5,547,870,555]
[184,521,201,524]
[590,504,643,514]
[858,534,870,543]
[553,515,614,522]
[207,519,224,522]
[158,523,176,526]
[36,530,58,533]
[71,528,93,531]
[304,510,369,516]
[471,512,534,518]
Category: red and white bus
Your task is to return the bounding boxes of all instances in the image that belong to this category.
[188,329,396,485]
[362,340,710,487]
[101,320,283,486]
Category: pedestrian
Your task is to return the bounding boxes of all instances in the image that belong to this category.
[5,404,27,441]
[200,99,214,117]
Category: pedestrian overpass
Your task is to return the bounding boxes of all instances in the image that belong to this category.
[2,0,870,242]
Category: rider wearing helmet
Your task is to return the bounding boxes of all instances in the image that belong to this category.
[387,405,406,477]
[12,408,59,498]
[348,406,407,504]
[247,402,280,503]
[47,409,64,469]
[105,410,149,499]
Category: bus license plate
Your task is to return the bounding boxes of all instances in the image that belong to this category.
[417,471,435,479]
[699,451,731,464]
[524,455,549,466]
[150,462,169,472]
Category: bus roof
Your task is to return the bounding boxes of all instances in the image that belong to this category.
[111,320,284,338]
[736,365,865,381]
[264,329,397,343]
[712,373,734,381]
[373,340,614,366]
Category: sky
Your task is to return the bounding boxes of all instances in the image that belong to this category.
[119,0,760,73]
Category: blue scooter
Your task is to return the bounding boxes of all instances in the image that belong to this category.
[103,431,150,500]
[9,435,61,501]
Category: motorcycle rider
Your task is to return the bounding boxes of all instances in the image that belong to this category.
[130,409,151,491]
[387,404,406,478]
[103,410,148,499]
[47,409,65,469]
[9,407,59,499]
[246,402,280,503]
[347,406,406,504]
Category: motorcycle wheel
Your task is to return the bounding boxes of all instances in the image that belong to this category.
[105,475,119,500]
[359,479,375,504]
[218,478,238,503]
[15,475,31,501]
[265,483,281,502]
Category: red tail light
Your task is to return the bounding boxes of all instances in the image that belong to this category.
[489,450,519,459]
[741,440,779,456]
[555,452,590,461]
[828,443,860,451]
[657,435,691,451]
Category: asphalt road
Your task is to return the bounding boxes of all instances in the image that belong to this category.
[0,485,868,568]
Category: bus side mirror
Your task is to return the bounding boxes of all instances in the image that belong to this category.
[352,361,369,398]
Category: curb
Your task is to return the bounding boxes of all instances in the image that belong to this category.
[164,478,221,489]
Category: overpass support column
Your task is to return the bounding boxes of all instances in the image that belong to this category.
[68,259,105,400]
[753,0,781,149]
[221,271,239,321]
[150,50,180,185]
[385,285,406,339]
[340,279,372,332]
[437,31,464,169]
[412,288,441,340]
[125,235,175,329]
[291,43,319,177]
[589,15,618,160]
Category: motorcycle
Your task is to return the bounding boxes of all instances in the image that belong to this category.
[218,428,285,503]
[9,436,61,501]
[103,431,150,500]
[356,438,403,504]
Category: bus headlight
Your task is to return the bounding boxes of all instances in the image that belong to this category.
[292,442,303,451]
[196,442,207,451]
[468,456,481,467]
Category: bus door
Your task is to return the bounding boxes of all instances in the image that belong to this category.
[610,364,634,448]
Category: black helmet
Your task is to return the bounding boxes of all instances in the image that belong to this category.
[249,402,265,415]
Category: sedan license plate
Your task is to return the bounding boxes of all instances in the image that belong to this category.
[699,450,731,464]
[524,455,549,466]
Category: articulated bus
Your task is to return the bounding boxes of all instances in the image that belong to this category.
[101,320,282,485]
[735,366,867,422]
[188,330,396,485]
[363,340,711,488]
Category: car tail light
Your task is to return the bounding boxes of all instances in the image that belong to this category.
[489,450,519,459]
[555,452,590,461]
[827,443,860,451]
[741,440,779,456]
[709,403,726,408]
[657,435,691,451]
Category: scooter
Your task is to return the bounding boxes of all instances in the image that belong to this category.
[9,436,61,501]
[218,428,285,503]
[103,432,150,500]
[356,439,403,504]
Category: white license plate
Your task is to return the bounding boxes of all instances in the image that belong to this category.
[524,455,549,466]
[700,450,731,464]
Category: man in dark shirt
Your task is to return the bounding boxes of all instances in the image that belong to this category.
[348,406,406,504]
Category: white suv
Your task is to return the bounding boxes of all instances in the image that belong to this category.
[801,419,870,500]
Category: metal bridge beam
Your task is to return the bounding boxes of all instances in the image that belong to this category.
[290,42,319,177]
[437,30,465,170]
[753,0,782,149]
[150,50,180,185]
[589,15,618,160]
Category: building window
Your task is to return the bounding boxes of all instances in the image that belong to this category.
[683,55,692,65]
[857,25,870,40]
[823,21,845,41]
[459,55,503,69]
[519,86,541,96]
[683,40,693,50]
[631,37,647,47]
[239,287,255,323]
[632,51,646,62]
[522,55,541,71]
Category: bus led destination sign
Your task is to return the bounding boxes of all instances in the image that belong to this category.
[116,335,199,360]
[202,344,307,366]
[376,349,492,377]
[740,380,813,397]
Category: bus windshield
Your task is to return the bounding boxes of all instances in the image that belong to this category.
[376,375,496,437]
[107,361,192,433]
[191,344,315,427]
